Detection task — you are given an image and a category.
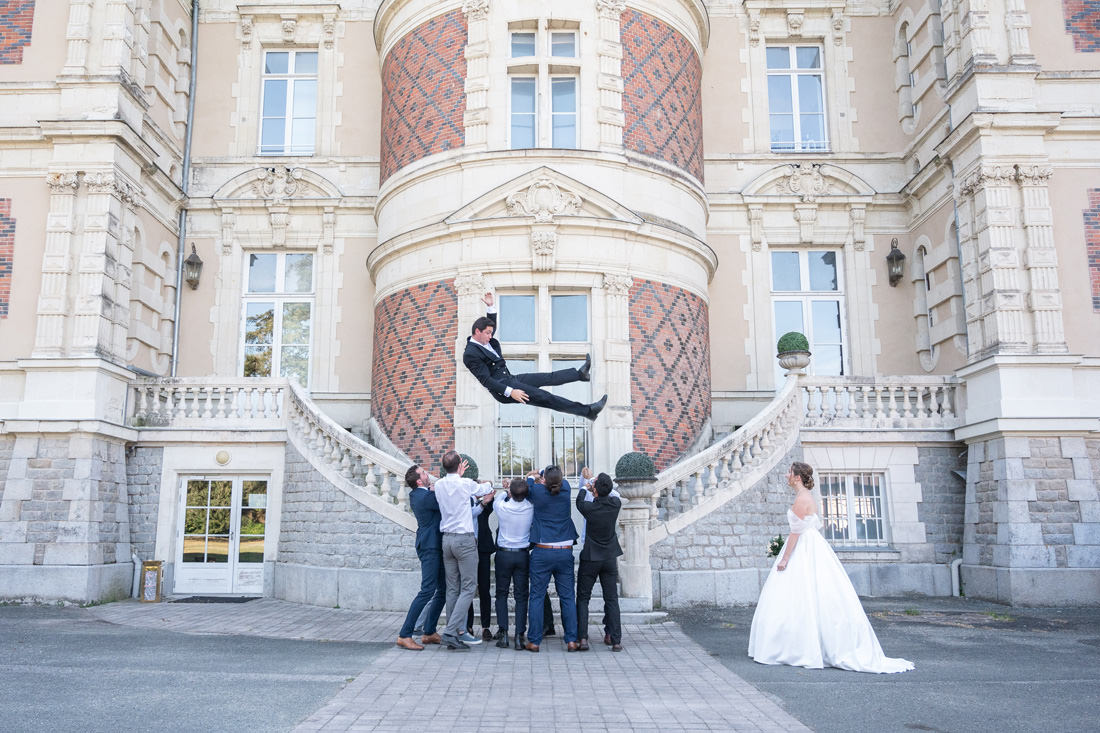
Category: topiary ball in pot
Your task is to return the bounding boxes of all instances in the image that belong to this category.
[615,451,656,479]
[776,331,810,355]
[442,453,479,480]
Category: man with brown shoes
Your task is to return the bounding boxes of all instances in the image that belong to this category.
[396,464,446,651]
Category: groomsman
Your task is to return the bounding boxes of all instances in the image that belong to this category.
[492,478,534,649]
[396,465,445,650]
[575,472,624,651]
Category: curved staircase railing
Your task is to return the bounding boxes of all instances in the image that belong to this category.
[646,374,803,546]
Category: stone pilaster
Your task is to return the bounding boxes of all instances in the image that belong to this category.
[462,0,490,149]
[601,273,634,464]
[1016,165,1066,354]
[33,173,80,356]
[595,0,626,152]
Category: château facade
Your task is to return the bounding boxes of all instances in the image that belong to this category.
[0,0,1098,608]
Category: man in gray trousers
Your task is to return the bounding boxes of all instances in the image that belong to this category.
[434,450,494,650]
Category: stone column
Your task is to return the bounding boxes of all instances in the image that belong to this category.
[595,0,626,152]
[1016,165,1066,354]
[615,476,659,611]
[33,173,80,356]
[602,274,634,463]
[462,0,490,149]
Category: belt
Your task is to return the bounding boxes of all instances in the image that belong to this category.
[498,547,529,552]
[534,544,572,549]
[443,531,474,536]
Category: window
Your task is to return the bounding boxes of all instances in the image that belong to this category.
[766,45,827,152]
[241,252,314,385]
[819,472,888,546]
[896,25,916,122]
[771,250,846,377]
[496,290,590,482]
[259,50,317,155]
[508,23,579,149]
[915,246,938,370]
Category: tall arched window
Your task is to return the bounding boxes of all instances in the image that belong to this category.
[895,23,916,129]
[914,245,938,371]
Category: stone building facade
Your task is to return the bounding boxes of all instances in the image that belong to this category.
[0,0,1097,608]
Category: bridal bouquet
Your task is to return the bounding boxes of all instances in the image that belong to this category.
[766,535,785,558]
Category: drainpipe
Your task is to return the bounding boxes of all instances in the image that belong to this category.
[170,0,200,376]
[950,557,963,597]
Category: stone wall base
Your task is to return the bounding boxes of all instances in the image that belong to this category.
[656,563,953,608]
[0,562,133,603]
[961,565,1100,606]
[273,562,419,611]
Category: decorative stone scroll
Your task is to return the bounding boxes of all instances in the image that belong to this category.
[779,162,828,203]
[462,0,489,21]
[596,0,627,15]
[603,273,633,296]
[505,177,582,223]
[454,273,486,297]
[45,172,80,192]
[530,229,557,272]
[253,167,302,200]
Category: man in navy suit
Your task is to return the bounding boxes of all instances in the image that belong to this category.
[575,472,624,651]
[463,293,607,420]
[396,464,446,650]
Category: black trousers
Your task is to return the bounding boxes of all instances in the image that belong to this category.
[577,557,621,644]
[502,367,591,419]
[466,550,494,630]
[494,548,529,635]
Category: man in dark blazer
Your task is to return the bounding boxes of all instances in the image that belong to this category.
[396,464,446,650]
[463,293,607,420]
[467,490,496,641]
[574,472,624,651]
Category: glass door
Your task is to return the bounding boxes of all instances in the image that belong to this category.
[174,477,268,595]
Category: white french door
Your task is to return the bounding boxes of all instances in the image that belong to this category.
[174,476,268,595]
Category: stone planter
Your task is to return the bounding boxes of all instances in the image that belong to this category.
[777,350,811,374]
[613,475,659,611]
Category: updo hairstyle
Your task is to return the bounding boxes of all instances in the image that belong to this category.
[790,461,815,490]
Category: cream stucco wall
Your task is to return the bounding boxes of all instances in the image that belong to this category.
[191,22,239,159]
[849,14,909,155]
[0,1,69,83]
[332,237,376,395]
[1028,0,1100,72]
[335,21,382,160]
[0,179,48,362]
[177,236,218,376]
[1051,169,1100,357]
[701,14,748,156]
[705,232,751,391]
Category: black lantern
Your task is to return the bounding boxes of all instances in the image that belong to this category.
[886,238,906,287]
[183,244,203,290]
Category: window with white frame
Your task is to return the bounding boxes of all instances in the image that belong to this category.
[766,45,827,152]
[771,250,846,378]
[508,22,579,149]
[241,252,314,386]
[259,50,318,155]
[818,472,889,546]
[496,291,590,481]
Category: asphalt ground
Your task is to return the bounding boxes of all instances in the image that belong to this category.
[672,597,1100,733]
[0,605,387,733]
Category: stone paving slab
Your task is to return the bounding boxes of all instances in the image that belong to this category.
[89,599,809,732]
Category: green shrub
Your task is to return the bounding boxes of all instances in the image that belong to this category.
[615,451,656,479]
[459,453,478,480]
[776,331,810,354]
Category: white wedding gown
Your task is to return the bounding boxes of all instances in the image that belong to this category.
[748,509,914,674]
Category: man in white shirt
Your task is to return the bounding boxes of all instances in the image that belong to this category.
[435,450,494,650]
[492,477,535,649]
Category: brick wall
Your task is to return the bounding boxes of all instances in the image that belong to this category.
[915,445,966,564]
[0,1,34,64]
[629,279,711,470]
[620,9,703,183]
[379,10,467,183]
[371,280,457,468]
[0,199,14,318]
[1086,188,1100,310]
[277,443,417,571]
[125,446,163,562]
[1063,1,1100,52]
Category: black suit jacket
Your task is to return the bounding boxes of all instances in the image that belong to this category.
[576,491,623,562]
[408,486,442,553]
[462,312,514,405]
[475,498,496,553]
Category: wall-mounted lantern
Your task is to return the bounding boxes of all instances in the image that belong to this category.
[886,238,906,287]
[183,244,204,290]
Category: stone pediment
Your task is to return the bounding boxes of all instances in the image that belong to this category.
[212,166,342,203]
[743,162,875,202]
[444,167,644,225]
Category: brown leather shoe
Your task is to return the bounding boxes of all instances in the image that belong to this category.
[604,633,613,646]
[577,638,590,651]
[566,641,579,652]
[611,643,623,652]
[524,642,540,653]
[396,636,424,651]
[420,633,441,645]
[481,628,493,642]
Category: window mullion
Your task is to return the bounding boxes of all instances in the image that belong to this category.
[791,69,802,151]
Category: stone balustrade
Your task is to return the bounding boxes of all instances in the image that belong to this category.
[800,376,962,429]
[129,377,286,428]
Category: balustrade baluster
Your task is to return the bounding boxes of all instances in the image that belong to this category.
[822,385,836,420]
[648,494,658,528]
[339,447,353,478]
[809,385,822,420]
[201,387,214,419]
[943,385,956,419]
[691,471,704,505]
[730,444,743,475]
[706,462,719,496]
[381,472,396,504]
[362,458,378,494]
[887,385,899,419]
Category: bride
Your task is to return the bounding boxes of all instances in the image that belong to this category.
[748,461,914,674]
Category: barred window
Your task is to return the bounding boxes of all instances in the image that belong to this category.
[818,472,888,546]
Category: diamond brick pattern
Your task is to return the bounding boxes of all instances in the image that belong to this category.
[629,280,711,470]
[0,199,14,318]
[1086,189,1100,311]
[371,280,457,467]
[380,10,467,183]
[0,1,33,64]
[1064,1,1100,52]
[621,9,703,184]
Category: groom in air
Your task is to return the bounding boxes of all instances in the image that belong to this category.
[463,293,607,420]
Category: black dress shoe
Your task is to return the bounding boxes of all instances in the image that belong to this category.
[493,628,505,640]
[514,636,525,651]
[587,394,608,421]
[495,634,509,649]
[482,628,493,642]
[577,353,592,382]
[544,626,557,637]
[578,638,590,651]
[442,634,470,651]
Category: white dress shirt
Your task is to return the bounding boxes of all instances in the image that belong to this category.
[435,473,492,534]
[494,494,534,549]
[578,483,621,545]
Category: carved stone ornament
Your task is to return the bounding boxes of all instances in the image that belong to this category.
[281,19,297,43]
[779,162,828,203]
[530,229,557,271]
[506,177,582,223]
[603,273,633,296]
[45,172,80,192]
[849,205,866,251]
[462,0,490,20]
[323,14,336,49]
[748,11,761,46]
[596,0,627,16]
[454,273,486,297]
[240,17,253,46]
[787,11,804,37]
[85,170,137,204]
[1016,165,1053,186]
[831,10,845,45]
[253,167,302,200]
[960,165,1015,197]
[749,206,764,251]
